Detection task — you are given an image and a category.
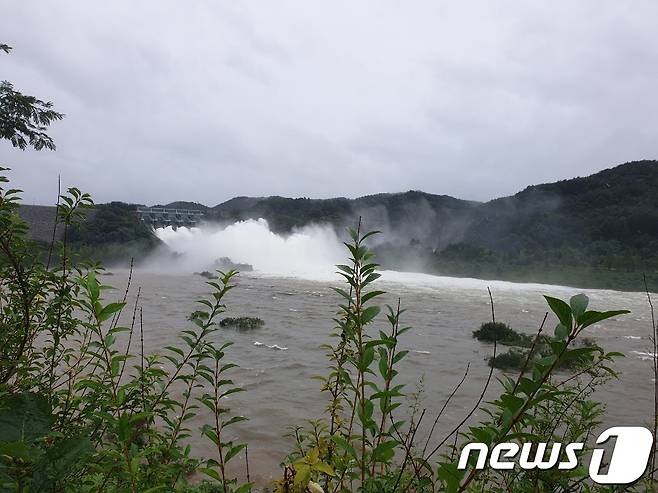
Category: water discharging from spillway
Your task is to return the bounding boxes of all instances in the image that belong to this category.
[146,218,345,279]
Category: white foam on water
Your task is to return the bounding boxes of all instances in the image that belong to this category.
[268,344,288,351]
[253,341,288,351]
[632,350,656,361]
[147,219,344,278]
[144,219,643,299]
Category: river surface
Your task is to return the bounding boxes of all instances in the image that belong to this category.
[102,268,656,485]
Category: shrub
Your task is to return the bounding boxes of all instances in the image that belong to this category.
[0,172,250,492]
[489,349,527,370]
[220,317,265,330]
[473,322,515,342]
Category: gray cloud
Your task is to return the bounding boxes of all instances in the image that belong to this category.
[2,0,657,206]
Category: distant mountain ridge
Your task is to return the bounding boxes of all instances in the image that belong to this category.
[157,159,658,289]
[464,160,658,253]
[187,190,478,250]
[19,160,658,290]
[160,160,658,254]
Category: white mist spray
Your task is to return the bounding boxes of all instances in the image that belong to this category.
[146,218,345,279]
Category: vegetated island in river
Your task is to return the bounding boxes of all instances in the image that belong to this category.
[196,258,255,278]
[18,160,658,292]
[473,321,598,370]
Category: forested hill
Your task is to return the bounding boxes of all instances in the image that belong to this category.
[462,159,658,254]
[184,160,658,255]
[201,190,478,249]
[19,160,658,290]
[177,159,658,289]
[437,160,658,289]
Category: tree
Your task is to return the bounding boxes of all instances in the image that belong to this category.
[0,43,64,151]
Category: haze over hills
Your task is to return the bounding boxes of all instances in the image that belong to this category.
[159,159,658,256]
[464,160,658,253]
[19,160,658,290]
[196,191,479,250]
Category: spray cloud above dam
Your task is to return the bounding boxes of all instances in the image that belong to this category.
[148,219,345,279]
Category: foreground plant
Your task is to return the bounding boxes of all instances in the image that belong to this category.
[434,294,627,492]
[0,172,250,492]
[274,225,412,493]
[271,224,635,493]
[0,162,640,492]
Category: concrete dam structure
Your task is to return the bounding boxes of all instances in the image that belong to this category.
[136,207,204,229]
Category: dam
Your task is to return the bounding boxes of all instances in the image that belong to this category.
[136,206,204,229]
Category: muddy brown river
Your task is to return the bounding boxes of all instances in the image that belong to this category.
[101,267,656,486]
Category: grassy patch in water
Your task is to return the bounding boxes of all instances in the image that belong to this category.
[489,348,527,370]
[219,316,265,330]
[486,332,599,371]
[473,322,534,347]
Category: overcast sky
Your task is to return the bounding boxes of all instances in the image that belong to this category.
[2,1,657,206]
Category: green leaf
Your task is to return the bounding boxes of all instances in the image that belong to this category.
[535,354,558,369]
[332,435,357,459]
[357,399,374,424]
[224,442,247,463]
[372,440,398,462]
[32,436,94,491]
[0,393,52,442]
[544,295,572,328]
[362,346,375,370]
[199,467,222,481]
[223,415,248,428]
[563,347,598,362]
[363,273,381,285]
[392,350,409,364]
[569,294,589,318]
[362,290,385,304]
[469,427,494,445]
[360,230,381,242]
[516,377,538,396]
[378,348,389,379]
[578,310,630,329]
[98,302,126,323]
[294,463,311,486]
[554,323,569,341]
[437,462,465,493]
[85,271,100,301]
[331,287,352,300]
[313,461,336,476]
[500,394,525,413]
[234,485,253,493]
[362,305,381,324]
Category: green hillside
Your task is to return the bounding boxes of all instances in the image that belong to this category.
[433,160,658,289]
[464,160,658,253]
[21,160,658,290]
[205,190,478,247]
[67,202,159,264]
[208,195,354,232]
